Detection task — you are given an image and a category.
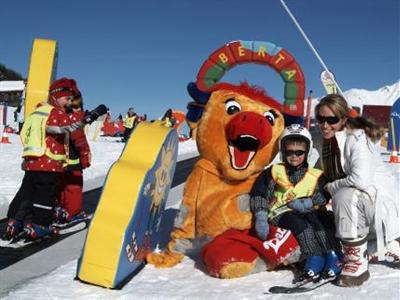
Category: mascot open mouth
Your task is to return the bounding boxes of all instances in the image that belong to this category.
[228,135,260,170]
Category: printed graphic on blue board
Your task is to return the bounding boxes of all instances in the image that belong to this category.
[388,97,400,152]
[114,130,178,287]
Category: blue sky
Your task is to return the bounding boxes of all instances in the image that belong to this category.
[0,0,399,120]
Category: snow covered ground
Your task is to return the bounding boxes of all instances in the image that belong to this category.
[4,257,400,300]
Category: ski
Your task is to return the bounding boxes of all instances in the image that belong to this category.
[0,231,26,247]
[0,220,88,249]
[268,276,336,294]
[52,213,93,228]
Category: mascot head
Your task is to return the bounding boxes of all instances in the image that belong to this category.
[187,81,284,181]
[186,40,306,181]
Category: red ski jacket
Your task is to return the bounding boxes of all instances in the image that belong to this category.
[23,106,84,173]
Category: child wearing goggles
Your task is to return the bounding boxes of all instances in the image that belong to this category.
[249,124,341,282]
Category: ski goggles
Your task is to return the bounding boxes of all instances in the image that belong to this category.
[284,150,306,157]
[316,115,340,125]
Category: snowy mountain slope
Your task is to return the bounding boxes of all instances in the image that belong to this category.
[344,81,400,107]
[307,80,400,116]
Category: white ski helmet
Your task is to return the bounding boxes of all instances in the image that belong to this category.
[279,124,313,163]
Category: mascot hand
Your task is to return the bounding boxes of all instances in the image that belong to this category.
[146,250,184,268]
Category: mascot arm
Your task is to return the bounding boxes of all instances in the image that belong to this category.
[146,166,203,268]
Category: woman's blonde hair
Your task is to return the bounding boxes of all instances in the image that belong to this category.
[315,94,384,142]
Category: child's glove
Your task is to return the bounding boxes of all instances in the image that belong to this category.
[250,196,268,212]
[287,198,313,213]
[255,210,269,240]
[83,105,108,124]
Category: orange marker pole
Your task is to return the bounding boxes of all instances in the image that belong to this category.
[305,90,313,129]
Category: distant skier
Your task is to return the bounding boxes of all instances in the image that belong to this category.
[315,94,399,286]
[250,124,341,282]
[123,107,137,142]
[13,102,24,133]
[161,108,176,128]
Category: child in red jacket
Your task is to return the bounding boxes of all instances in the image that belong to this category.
[1,78,107,242]
[54,80,91,225]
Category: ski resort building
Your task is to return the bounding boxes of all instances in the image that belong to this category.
[0,80,25,107]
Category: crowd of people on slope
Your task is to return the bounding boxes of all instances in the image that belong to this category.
[121,107,177,141]
[249,93,399,287]
[1,78,107,242]
[103,107,176,142]
[121,107,181,141]
[101,107,144,141]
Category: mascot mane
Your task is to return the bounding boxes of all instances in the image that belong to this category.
[211,82,282,111]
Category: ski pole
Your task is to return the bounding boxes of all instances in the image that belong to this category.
[279,0,347,99]
[391,117,397,151]
[305,90,313,129]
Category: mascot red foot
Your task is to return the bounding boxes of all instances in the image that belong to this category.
[147,40,306,278]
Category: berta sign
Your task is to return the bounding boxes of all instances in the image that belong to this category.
[195,40,306,116]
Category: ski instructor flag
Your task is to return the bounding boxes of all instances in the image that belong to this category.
[320,70,337,94]
[388,97,400,152]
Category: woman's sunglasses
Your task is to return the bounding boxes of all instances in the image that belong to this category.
[316,115,340,125]
[285,150,306,157]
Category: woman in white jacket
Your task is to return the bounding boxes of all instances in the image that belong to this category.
[315,94,399,287]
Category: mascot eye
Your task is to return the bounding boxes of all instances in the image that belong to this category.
[225,99,241,115]
[264,110,276,125]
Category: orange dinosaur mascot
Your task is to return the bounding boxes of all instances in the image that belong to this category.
[147,40,306,278]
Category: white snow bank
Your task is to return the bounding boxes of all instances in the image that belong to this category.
[3,256,399,300]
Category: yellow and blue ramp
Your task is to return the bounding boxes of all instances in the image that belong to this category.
[76,122,178,289]
[24,38,58,119]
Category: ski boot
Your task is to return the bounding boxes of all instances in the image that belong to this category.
[53,207,69,224]
[323,250,342,278]
[369,238,400,269]
[384,252,400,269]
[23,223,59,240]
[295,255,325,283]
[1,219,23,241]
[53,209,90,228]
[369,251,400,269]
[69,211,90,223]
[337,239,369,287]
